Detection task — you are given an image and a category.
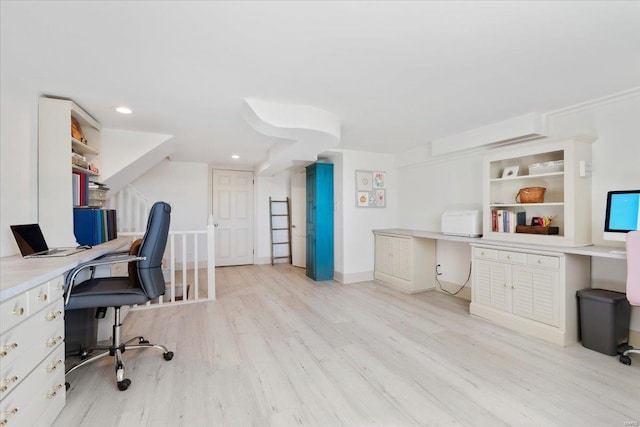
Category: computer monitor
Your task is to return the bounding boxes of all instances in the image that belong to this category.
[604,190,640,242]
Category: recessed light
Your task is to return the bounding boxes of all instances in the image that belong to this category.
[231,154,240,159]
[114,106,133,114]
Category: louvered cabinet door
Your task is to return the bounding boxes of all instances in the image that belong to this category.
[512,265,560,327]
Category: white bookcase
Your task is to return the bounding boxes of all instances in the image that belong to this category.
[38,97,101,247]
[483,137,593,246]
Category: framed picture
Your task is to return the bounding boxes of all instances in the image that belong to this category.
[502,165,520,178]
[355,170,386,208]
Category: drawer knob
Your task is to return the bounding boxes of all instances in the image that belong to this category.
[12,307,24,316]
[0,343,18,358]
[46,336,63,348]
[0,407,18,424]
[0,376,19,393]
[538,259,543,264]
[56,284,64,291]
[481,251,485,255]
[38,293,48,302]
[46,359,64,373]
[507,255,511,259]
[46,383,64,399]
[45,310,63,321]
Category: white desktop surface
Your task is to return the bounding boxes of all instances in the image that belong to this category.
[372,228,627,260]
[0,237,131,301]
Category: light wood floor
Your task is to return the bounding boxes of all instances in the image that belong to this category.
[55,264,640,427]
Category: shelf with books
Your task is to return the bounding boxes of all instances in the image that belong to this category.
[482,137,593,246]
[39,97,102,247]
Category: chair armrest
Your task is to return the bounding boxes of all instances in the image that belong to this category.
[64,254,147,305]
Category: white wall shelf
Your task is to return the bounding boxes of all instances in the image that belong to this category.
[483,137,594,246]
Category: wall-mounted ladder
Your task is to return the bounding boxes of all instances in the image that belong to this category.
[269,197,291,265]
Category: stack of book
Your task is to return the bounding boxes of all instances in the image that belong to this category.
[73,207,118,246]
[491,210,526,233]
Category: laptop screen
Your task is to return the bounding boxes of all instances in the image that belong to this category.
[10,224,50,256]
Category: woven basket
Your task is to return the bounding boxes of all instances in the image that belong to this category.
[516,187,546,203]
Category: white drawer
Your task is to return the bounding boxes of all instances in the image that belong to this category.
[0,299,64,392]
[0,294,29,334]
[474,247,497,260]
[28,282,52,315]
[0,345,65,427]
[48,275,65,301]
[527,254,560,269]
[498,250,526,264]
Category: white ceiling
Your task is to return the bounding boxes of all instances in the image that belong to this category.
[2,1,639,170]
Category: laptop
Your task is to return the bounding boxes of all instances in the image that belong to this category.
[10,224,86,258]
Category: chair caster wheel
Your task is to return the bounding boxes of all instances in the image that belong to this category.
[65,382,70,391]
[139,338,149,344]
[163,351,174,361]
[117,379,131,391]
[620,355,632,365]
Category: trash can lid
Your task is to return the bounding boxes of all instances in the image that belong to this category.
[576,288,628,303]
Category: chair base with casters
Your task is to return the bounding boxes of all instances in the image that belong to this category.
[65,306,174,391]
[620,346,638,366]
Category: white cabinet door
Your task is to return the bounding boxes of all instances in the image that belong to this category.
[391,236,411,281]
[512,265,559,327]
[375,235,393,276]
[473,259,510,312]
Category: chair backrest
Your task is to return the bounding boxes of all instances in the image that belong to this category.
[136,201,171,299]
[627,230,640,306]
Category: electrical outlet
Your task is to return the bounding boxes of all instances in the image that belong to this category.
[436,264,443,276]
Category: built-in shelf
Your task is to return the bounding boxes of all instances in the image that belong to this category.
[483,137,594,246]
[72,165,99,176]
[490,202,565,208]
[72,138,99,155]
[489,171,564,182]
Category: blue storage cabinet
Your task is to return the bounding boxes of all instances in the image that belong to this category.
[306,163,334,281]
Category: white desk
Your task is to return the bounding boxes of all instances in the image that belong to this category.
[372,229,628,346]
[373,228,627,260]
[0,237,130,426]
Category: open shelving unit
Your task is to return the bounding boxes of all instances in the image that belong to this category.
[39,97,102,247]
[482,137,594,246]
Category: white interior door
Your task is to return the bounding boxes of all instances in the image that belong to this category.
[291,169,306,268]
[212,169,254,266]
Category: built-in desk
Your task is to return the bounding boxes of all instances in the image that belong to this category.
[373,229,628,346]
[373,228,627,260]
[0,237,130,426]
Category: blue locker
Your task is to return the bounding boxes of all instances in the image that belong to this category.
[306,163,334,281]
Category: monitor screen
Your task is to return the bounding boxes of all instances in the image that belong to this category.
[604,190,640,241]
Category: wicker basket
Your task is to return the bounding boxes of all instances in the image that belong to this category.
[516,187,546,203]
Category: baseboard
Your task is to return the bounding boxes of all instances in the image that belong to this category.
[333,270,374,284]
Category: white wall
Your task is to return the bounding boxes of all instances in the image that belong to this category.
[132,159,209,230]
[396,90,640,332]
[0,80,39,257]
[254,171,291,264]
[131,159,210,263]
[328,150,397,284]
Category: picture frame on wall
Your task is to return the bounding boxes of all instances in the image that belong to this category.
[355,170,386,208]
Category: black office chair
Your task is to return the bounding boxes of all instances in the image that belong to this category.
[64,201,174,391]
